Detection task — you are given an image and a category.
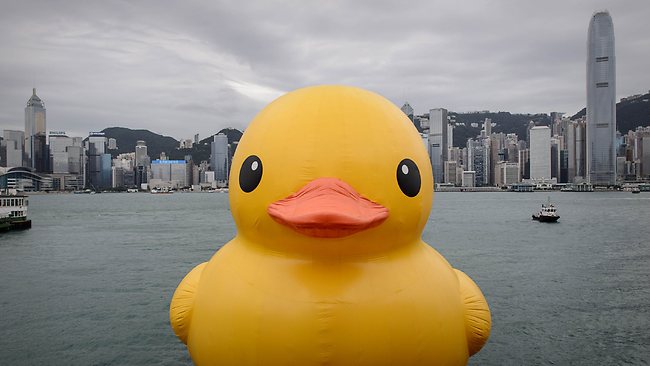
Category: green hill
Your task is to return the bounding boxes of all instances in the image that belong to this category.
[101,127,179,159]
[100,126,244,164]
[170,128,243,163]
[450,111,550,147]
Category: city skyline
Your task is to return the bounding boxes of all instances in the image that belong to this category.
[1,1,650,139]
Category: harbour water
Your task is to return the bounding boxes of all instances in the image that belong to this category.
[1,192,648,365]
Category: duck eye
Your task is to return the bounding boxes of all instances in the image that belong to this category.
[396,158,420,197]
[239,155,263,193]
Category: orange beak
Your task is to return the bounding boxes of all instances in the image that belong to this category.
[267,178,389,238]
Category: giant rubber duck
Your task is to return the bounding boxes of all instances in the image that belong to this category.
[170,85,491,365]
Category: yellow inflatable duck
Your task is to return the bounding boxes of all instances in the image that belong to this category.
[170,85,491,365]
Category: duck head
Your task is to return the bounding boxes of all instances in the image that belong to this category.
[229,85,433,258]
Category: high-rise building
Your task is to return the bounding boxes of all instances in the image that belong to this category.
[443,160,458,186]
[482,118,492,137]
[586,11,616,185]
[2,130,25,168]
[400,102,414,122]
[113,152,136,188]
[49,132,72,174]
[150,159,190,189]
[401,102,420,132]
[518,148,530,180]
[85,133,111,189]
[529,126,551,182]
[107,138,118,150]
[135,140,150,187]
[550,137,561,180]
[467,138,490,187]
[448,124,454,149]
[135,140,148,167]
[566,122,577,182]
[495,161,520,187]
[551,112,564,136]
[575,119,587,179]
[526,121,535,147]
[24,88,47,171]
[211,133,229,183]
[642,135,650,178]
[429,108,448,184]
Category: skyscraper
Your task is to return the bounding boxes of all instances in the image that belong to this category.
[400,102,414,122]
[211,133,229,183]
[529,126,551,182]
[429,108,448,184]
[85,133,111,189]
[2,130,25,168]
[135,140,150,187]
[401,102,420,132]
[24,88,47,171]
[587,11,616,185]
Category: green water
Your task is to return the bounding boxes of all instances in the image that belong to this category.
[1,192,648,365]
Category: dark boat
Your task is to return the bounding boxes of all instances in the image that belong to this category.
[532,197,559,222]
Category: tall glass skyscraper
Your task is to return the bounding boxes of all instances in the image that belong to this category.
[428,108,448,184]
[211,133,229,183]
[24,88,47,171]
[586,11,616,185]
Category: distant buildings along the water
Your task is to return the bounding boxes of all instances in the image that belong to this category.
[1,91,241,191]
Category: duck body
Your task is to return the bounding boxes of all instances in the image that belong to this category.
[183,240,469,365]
[171,85,490,365]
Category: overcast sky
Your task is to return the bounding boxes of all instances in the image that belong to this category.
[1,0,649,140]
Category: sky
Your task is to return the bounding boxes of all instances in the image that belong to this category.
[1,0,649,140]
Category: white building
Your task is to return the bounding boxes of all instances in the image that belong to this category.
[149,159,190,189]
[462,171,476,187]
[530,126,551,182]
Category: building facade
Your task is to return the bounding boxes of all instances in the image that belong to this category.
[24,88,47,171]
[529,126,551,182]
[150,160,190,189]
[2,130,25,168]
[586,11,616,185]
[429,108,448,184]
[85,133,111,189]
[211,133,229,184]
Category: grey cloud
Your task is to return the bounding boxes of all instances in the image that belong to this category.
[1,0,649,140]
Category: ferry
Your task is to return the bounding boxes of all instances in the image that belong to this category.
[0,190,32,232]
[532,197,560,223]
[151,187,173,194]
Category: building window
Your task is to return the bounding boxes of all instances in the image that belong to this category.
[596,56,609,62]
[596,82,609,88]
